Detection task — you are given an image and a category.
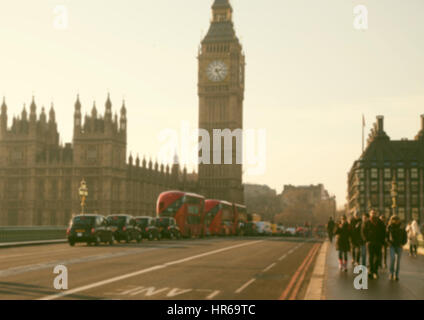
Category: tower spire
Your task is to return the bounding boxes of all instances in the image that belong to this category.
[105,93,112,120]
[49,103,55,122]
[74,94,82,134]
[1,97,6,114]
[29,96,37,122]
[212,0,233,22]
[213,0,232,9]
[202,0,237,43]
[120,100,127,132]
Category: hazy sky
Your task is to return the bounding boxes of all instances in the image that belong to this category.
[0,0,423,207]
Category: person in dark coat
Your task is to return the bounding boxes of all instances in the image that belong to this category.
[335,215,350,272]
[360,213,369,267]
[386,215,407,281]
[327,217,335,243]
[379,214,388,269]
[362,210,386,279]
[349,213,362,266]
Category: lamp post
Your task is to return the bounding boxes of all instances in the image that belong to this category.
[391,177,397,217]
[79,179,88,215]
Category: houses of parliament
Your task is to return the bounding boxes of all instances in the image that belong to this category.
[0,0,245,226]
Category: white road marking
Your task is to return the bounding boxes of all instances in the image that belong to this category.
[235,278,256,294]
[206,290,220,300]
[278,254,287,261]
[2,248,71,260]
[129,286,169,297]
[262,262,276,272]
[0,247,158,278]
[38,240,264,300]
[235,242,304,294]
[167,288,193,297]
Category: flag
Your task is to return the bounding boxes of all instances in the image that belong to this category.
[362,114,365,153]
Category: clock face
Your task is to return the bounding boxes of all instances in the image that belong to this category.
[206,60,228,82]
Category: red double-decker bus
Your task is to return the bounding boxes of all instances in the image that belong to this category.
[156,191,205,238]
[204,199,235,236]
[234,203,247,235]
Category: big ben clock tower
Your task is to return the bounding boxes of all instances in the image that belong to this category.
[198,0,245,204]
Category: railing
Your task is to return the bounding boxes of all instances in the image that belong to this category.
[0,226,67,243]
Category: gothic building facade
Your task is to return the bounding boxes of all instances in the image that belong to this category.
[198,0,245,204]
[0,0,246,226]
[0,96,197,226]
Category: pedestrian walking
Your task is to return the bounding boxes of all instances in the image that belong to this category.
[335,215,350,272]
[327,217,335,243]
[349,213,362,266]
[379,215,388,269]
[360,213,369,267]
[362,210,386,279]
[386,215,407,281]
[406,220,421,257]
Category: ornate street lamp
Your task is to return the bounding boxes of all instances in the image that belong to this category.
[79,179,88,215]
[391,177,397,216]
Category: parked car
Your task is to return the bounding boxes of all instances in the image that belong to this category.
[284,227,297,237]
[134,216,155,239]
[155,217,181,240]
[107,214,142,243]
[67,214,114,246]
[276,225,285,236]
[144,217,162,241]
[255,221,273,236]
[314,225,327,238]
[296,226,307,237]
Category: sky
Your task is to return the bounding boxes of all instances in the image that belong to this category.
[0,0,423,208]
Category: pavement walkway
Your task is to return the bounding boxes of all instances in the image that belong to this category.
[0,239,67,248]
[323,241,424,300]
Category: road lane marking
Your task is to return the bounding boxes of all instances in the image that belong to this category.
[129,286,169,297]
[167,288,193,298]
[278,243,302,261]
[234,242,303,294]
[38,240,264,300]
[235,278,256,294]
[279,243,320,300]
[278,254,287,261]
[0,247,159,278]
[289,243,321,300]
[206,290,220,300]
[1,248,72,260]
[262,262,276,272]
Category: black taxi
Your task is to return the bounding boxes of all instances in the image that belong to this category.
[67,214,114,246]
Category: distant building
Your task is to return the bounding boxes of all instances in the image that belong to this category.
[278,184,336,224]
[0,96,197,226]
[347,115,424,222]
[280,184,334,209]
[244,184,279,221]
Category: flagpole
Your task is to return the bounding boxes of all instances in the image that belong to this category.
[362,114,365,153]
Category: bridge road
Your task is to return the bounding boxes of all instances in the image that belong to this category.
[0,237,321,300]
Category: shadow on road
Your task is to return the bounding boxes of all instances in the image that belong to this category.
[0,281,100,300]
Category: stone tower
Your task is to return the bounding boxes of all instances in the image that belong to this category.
[198,0,245,204]
[73,94,127,215]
